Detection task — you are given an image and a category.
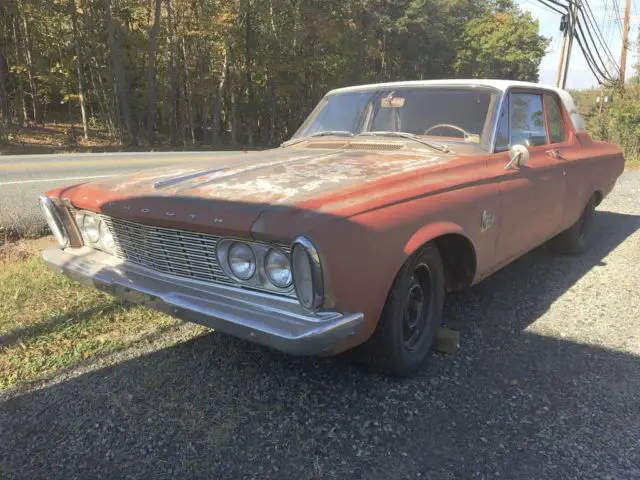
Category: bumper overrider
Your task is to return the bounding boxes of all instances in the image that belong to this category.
[41,246,364,355]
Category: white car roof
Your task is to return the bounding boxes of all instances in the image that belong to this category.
[328,80,586,132]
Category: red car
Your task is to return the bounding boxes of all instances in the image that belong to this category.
[40,80,625,375]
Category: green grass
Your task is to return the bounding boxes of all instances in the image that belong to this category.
[0,237,205,391]
[626,156,640,169]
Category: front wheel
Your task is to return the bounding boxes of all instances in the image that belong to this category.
[547,195,596,256]
[358,243,445,377]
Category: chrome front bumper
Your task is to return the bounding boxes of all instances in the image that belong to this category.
[42,247,364,356]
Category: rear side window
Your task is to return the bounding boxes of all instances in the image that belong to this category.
[544,95,568,144]
[510,93,547,146]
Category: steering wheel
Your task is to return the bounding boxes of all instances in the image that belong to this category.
[424,123,470,138]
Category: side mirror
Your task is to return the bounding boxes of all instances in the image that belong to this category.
[505,144,529,170]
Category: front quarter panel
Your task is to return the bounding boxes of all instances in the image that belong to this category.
[306,159,502,350]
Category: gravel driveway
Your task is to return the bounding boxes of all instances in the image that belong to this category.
[1,172,639,480]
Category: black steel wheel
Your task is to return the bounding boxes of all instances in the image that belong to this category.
[547,195,596,256]
[358,243,445,377]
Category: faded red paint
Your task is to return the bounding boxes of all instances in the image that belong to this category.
[45,105,625,354]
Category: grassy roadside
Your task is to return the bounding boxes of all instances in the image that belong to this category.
[0,237,207,391]
[626,156,640,169]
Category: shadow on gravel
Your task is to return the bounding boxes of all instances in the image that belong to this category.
[1,210,639,479]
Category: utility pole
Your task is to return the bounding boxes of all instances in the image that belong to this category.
[619,0,632,83]
[556,0,580,89]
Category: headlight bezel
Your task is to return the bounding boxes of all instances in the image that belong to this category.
[39,196,70,248]
[291,236,324,311]
[216,239,295,295]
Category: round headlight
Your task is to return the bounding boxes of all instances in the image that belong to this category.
[99,220,116,253]
[39,196,69,248]
[228,242,256,280]
[265,249,292,288]
[291,237,323,310]
[78,213,100,243]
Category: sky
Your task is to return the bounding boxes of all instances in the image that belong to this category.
[516,0,639,89]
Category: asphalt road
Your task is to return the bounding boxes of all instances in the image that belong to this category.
[1,172,639,479]
[0,151,245,235]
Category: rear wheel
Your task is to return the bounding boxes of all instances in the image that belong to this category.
[547,195,596,255]
[358,243,445,377]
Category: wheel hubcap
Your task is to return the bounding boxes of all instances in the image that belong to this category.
[403,264,433,351]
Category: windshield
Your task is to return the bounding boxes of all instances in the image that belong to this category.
[291,86,499,150]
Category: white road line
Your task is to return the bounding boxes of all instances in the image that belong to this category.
[0,174,116,186]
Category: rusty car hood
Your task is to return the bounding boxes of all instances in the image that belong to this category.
[55,146,457,238]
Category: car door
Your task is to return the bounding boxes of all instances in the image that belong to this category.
[489,90,568,265]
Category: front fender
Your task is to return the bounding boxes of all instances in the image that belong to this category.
[404,221,466,256]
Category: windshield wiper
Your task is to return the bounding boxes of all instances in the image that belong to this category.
[281,130,354,147]
[357,131,452,153]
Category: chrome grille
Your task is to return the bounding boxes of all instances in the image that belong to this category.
[101,215,230,285]
[70,208,292,296]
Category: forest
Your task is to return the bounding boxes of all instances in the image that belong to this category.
[0,0,550,148]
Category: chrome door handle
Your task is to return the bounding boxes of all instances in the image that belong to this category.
[546,149,562,160]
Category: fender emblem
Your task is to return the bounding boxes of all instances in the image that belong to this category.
[481,211,495,232]
[213,218,224,224]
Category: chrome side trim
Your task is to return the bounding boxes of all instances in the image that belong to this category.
[152,167,227,189]
[42,247,364,356]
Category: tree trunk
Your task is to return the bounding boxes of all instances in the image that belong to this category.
[90,64,116,137]
[104,0,137,145]
[228,41,237,147]
[12,18,28,125]
[20,14,38,123]
[211,38,230,146]
[165,0,177,147]
[146,0,161,146]
[267,75,276,145]
[0,50,10,125]
[197,46,210,143]
[244,0,254,146]
[69,0,89,140]
[181,37,195,145]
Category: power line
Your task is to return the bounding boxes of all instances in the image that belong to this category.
[537,0,567,14]
[523,0,564,14]
[539,0,617,84]
[575,16,615,82]
[612,0,625,36]
[581,0,620,67]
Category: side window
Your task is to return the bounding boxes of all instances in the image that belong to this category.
[544,94,568,144]
[495,96,509,151]
[510,93,547,147]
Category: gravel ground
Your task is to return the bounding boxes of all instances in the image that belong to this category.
[1,172,639,480]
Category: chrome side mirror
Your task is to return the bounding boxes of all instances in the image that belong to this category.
[505,144,530,170]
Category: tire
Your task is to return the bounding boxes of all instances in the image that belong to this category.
[547,195,596,256]
[358,243,445,377]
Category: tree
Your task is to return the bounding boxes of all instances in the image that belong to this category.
[454,3,549,81]
[0,0,551,147]
[69,0,88,140]
[104,0,137,145]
